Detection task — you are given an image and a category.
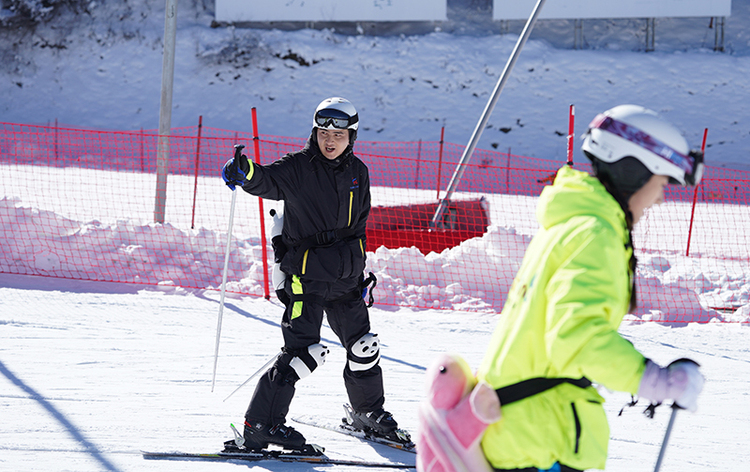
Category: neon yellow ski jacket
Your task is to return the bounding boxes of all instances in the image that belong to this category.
[478,166,647,471]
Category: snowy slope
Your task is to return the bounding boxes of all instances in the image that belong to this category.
[1,0,750,169]
[1,273,749,472]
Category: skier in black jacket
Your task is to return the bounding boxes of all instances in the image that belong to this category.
[222,97,404,451]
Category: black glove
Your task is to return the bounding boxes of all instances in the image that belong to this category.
[221,144,251,190]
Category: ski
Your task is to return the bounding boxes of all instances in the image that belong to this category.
[293,405,416,454]
[142,449,415,468]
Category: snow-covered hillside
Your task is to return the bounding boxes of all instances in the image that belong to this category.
[1,0,750,170]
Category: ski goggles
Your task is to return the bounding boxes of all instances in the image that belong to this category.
[590,114,704,186]
[314,109,358,129]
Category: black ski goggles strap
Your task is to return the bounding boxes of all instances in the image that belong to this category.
[685,149,705,186]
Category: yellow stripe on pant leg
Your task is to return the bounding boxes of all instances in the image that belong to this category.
[291,275,303,320]
[301,249,309,275]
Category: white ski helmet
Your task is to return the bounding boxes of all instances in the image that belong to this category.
[582,104,704,186]
[313,97,359,132]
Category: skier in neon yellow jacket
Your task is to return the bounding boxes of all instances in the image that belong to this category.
[478,105,706,472]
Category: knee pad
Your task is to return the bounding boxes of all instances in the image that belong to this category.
[348,333,381,372]
[288,343,330,380]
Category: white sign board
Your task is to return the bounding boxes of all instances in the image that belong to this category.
[493,0,732,20]
[216,0,447,23]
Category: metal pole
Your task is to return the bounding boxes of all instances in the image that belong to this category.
[191,115,203,229]
[436,126,445,200]
[154,0,178,223]
[223,352,281,402]
[431,0,547,227]
[653,405,679,472]
[211,187,238,392]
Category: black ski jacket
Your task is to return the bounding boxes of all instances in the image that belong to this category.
[241,135,370,283]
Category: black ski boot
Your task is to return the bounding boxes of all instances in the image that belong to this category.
[347,408,399,436]
[242,420,307,451]
[342,403,413,445]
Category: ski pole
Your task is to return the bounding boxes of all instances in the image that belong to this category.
[653,403,680,472]
[211,144,244,392]
[223,352,281,402]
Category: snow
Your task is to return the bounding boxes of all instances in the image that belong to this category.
[2,274,749,472]
[1,1,750,471]
[2,1,750,170]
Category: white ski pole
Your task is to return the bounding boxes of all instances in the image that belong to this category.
[653,404,680,472]
[211,145,245,392]
[223,352,281,402]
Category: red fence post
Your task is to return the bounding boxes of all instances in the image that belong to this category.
[436,126,445,200]
[566,104,575,167]
[415,139,422,188]
[251,108,271,300]
[54,118,58,160]
[140,128,145,172]
[685,128,708,257]
[190,115,203,229]
[506,147,511,194]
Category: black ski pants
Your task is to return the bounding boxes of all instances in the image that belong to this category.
[245,274,385,426]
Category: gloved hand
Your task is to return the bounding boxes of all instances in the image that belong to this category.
[638,358,705,412]
[222,144,251,190]
[270,208,284,239]
[268,209,289,304]
[269,209,288,264]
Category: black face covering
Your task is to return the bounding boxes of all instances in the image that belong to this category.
[589,155,653,204]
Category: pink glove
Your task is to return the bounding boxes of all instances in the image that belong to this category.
[638,358,705,412]
[416,353,501,472]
